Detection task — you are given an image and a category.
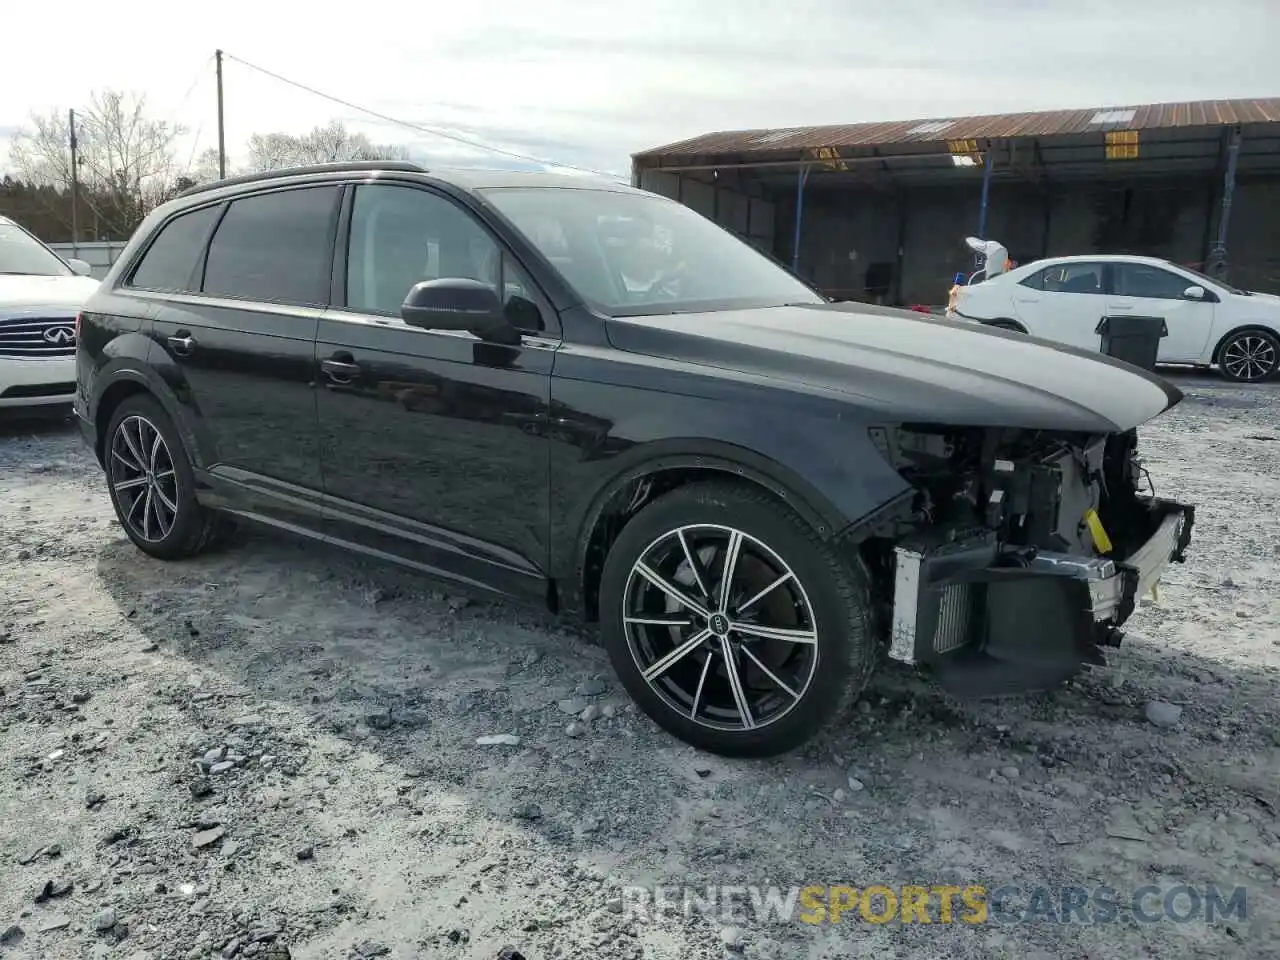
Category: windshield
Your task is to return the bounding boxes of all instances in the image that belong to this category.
[0,221,72,277]
[480,186,823,316]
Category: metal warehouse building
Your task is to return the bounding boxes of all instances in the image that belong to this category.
[631,97,1280,305]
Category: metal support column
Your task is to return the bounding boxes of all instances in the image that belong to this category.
[976,142,994,240]
[791,164,810,273]
[1207,127,1242,279]
[974,142,994,273]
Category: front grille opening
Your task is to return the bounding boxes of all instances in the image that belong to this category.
[0,317,78,358]
[1,382,75,399]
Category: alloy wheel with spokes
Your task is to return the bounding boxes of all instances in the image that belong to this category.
[102,394,229,560]
[624,523,820,732]
[1220,331,1278,382]
[109,414,180,542]
[599,482,878,757]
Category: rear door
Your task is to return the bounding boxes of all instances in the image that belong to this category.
[314,180,557,600]
[1107,262,1216,362]
[145,184,342,529]
[1012,261,1110,352]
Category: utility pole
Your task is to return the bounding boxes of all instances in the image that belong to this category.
[69,108,79,256]
[215,49,226,179]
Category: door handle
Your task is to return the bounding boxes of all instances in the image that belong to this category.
[1108,303,1134,310]
[321,357,361,382]
[1014,296,1040,304]
[167,332,195,356]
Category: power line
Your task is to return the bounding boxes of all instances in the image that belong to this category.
[163,55,214,131]
[220,51,620,179]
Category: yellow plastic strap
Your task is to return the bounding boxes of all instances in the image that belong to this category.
[1084,508,1114,554]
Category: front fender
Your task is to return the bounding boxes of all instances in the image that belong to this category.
[548,387,913,584]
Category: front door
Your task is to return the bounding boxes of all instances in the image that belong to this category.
[315,181,557,600]
[1012,260,1110,352]
[1106,262,1216,362]
[146,184,341,528]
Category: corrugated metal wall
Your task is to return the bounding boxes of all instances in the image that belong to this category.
[637,170,776,254]
[774,177,1277,305]
[1223,180,1280,293]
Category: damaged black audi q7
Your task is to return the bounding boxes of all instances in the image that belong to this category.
[74,161,1195,757]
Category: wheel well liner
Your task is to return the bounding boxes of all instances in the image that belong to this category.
[1211,324,1280,364]
[94,378,150,464]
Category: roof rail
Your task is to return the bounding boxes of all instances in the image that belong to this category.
[175,160,428,199]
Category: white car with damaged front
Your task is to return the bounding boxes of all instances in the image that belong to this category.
[0,216,99,415]
[950,253,1280,383]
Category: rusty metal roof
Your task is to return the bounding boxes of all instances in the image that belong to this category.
[634,97,1280,161]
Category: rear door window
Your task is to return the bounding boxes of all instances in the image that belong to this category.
[202,186,341,305]
[128,204,222,292]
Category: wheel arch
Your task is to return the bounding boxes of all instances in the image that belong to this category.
[986,317,1028,333]
[1210,323,1280,364]
[92,365,198,470]
[568,444,857,623]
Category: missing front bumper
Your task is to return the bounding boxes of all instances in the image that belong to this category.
[888,497,1194,668]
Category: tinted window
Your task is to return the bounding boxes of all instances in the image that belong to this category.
[346,183,505,315]
[128,205,221,291]
[203,186,340,304]
[1114,263,1194,299]
[1021,262,1105,295]
[499,254,546,332]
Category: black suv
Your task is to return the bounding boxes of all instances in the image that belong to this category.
[75,161,1194,757]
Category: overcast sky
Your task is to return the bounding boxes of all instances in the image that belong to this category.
[2,0,1279,178]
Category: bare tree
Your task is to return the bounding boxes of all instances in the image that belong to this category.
[246,121,411,171]
[186,147,224,184]
[7,89,185,237]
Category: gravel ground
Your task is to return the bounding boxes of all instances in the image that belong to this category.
[1,372,1278,960]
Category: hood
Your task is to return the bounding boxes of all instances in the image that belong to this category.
[608,302,1182,433]
[1233,289,1280,308]
[0,274,100,314]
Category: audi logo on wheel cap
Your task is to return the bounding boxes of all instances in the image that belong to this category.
[43,326,76,345]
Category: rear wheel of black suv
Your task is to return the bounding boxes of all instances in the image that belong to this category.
[598,482,877,757]
[104,394,228,560]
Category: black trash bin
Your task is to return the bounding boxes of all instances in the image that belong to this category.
[1094,315,1167,371]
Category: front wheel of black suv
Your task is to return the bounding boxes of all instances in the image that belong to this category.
[104,394,228,560]
[598,482,877,758]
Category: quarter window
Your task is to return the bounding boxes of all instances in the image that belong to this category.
[202,186,340,305]
[128,204,221,292]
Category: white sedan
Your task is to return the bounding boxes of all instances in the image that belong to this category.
[1,216,99,415]
[950,254,1280,382]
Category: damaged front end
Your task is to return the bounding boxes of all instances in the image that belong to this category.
[862,424,1194,695]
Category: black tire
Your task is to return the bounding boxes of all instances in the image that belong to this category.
[598,482,877,758]
[1217,329,1279,383]
[104,394,227,560]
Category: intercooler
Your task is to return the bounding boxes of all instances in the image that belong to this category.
[888,534,997,664]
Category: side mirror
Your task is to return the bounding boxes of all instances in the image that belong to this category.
[400,278,519,345]
[1183,285,1206,300]
[67,258,93,277]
